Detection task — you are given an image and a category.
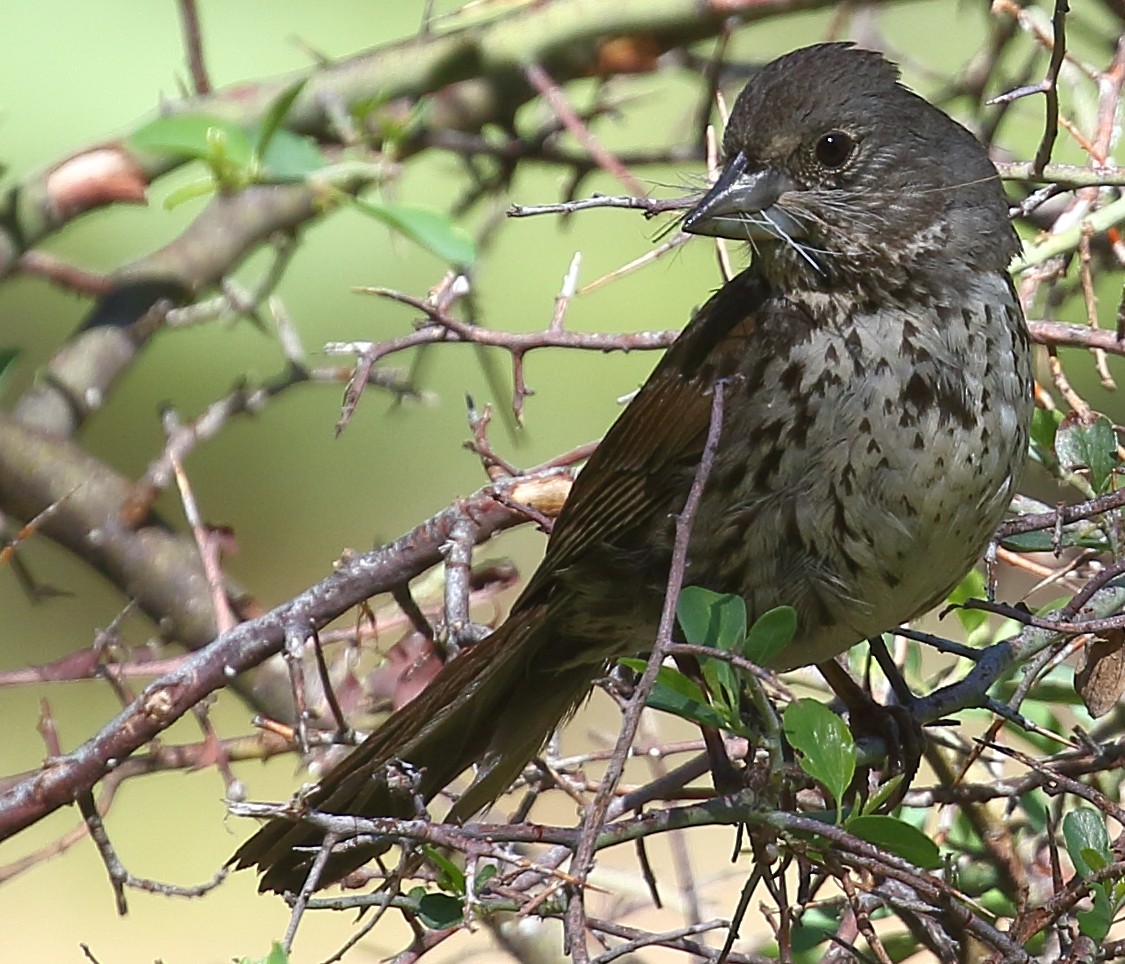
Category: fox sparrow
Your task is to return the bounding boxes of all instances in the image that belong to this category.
[233,43,1032,893]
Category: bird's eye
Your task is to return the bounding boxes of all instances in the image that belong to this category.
[814,130,856,169]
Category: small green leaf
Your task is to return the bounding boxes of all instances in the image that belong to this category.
[1056,411,1117,495]
[1002,529,1105,553]
[1063,807,1112,878]
[619,659,734,731]
[1019,790,1048,835]
[256,77,308,158]
[131,113,252,164]
[1078,882,1113,941]
[846,814,942,869]
[423,845,464,893]
[476,864,498,887]
[743,606,796,665]
[205,122,255,172]
[354,197,475,268]
[417,892,464,929]
[264,943,289,964]
[789,906,839,953]
[0,347,19,387]
[861,774,904,815]
[701,654,741,727]
[647,675,730,730]
[782,699,856,812]
[258,127,326,181]
[236,943,289,964]
[1080,846,1109,874]
[1029,406,1063,465]
[946,569,990,643]
[161,177,217,210]
[677,586,747,651]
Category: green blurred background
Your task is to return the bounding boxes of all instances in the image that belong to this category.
[1,2,1120,961]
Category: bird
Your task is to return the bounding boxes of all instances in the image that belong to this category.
[231,42,1033,894]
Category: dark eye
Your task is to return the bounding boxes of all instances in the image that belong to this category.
[815,130,856,169]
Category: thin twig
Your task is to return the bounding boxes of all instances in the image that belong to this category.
[565,378,731,961]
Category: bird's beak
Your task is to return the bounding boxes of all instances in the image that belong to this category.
[683,151,805,242]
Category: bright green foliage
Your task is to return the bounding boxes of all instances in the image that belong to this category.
[1063,808,1125,941]
[782,698,856,818]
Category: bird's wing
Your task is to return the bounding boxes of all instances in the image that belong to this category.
[516,266,770,607]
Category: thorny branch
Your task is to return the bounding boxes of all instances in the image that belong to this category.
[6,1,1125,962]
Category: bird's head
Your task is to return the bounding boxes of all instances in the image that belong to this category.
[683,43,1018,292]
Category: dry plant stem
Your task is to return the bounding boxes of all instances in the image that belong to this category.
[176,0,211,95]
[77,790,226,915]
[1078,226,1114,389]
[1034,0,1068,175]
[440,516,477,653]
[0,0,870,277]
[169,446,236,633]
[0,467,575,842]
[1045,346,1091,416]
[509,195,692,218]
[310,628,348,736]
[0,564,519,687]
[283,832,340,953]
[565,378,730,962]
[523,63,647,198]
[705,125,736,283]
[15,250,113,296]
[283,627,313,755]
[578,233,692,296]
[587,918,735,964]
[836,868,894,964]
[551,252,582,335]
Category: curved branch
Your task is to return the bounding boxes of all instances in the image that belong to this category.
[0,0,858,277]
[0,467,574,843]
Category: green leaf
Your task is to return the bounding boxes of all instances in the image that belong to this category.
[617,659,730,729]
[1063,808,1112,878]
[1078,882,1113,941]
[789,906,839,953]
[161,177,217,210]
[1029,406,1063,466]
[354,197,476,268]
[0,347,19,387]
[1055,411,1117,495]
[677,586,746,651]
[701,654,741,725]
[648,674,731,730]
[131,113,252,165]
[256,77,308,158]
[861,774,904,816]
[264,943,289,964]
[417,892,464,929]
[258,127,326,181]
[476,864,498,887]
[743,606,796,665]
[846,814,942,869]
[1019,790,1048,835]
[236,943,289,964]
[1001,528,1111,553]
[423,845,464,893]
[945,569,990,642]
[782,699,856,812]
[1080,846,1109,874]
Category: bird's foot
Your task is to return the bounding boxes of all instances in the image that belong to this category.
[816,653,924,809]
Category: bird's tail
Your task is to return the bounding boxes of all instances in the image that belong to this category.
[230,605,593,893]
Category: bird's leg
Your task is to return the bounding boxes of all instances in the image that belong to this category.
[816,646,924,804]
[671,652,744,794]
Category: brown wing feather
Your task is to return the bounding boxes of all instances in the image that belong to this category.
[517,267,768,606]
[232,267,772,893]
